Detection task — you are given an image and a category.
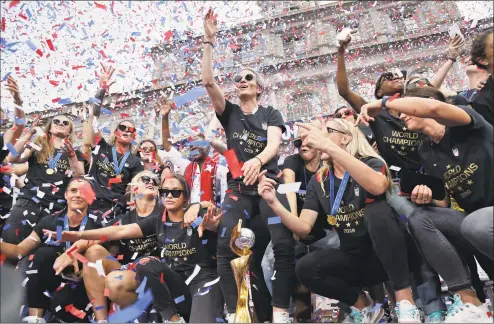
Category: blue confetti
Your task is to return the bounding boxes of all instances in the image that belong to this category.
[190,216,203,229]
[56,225,62,241]
[216,318,225,323]
[95,305,105,311]
[173,295,185,304]
[173,87,207,108]
[186,140,210,147]
[135,276,147,297]
[3,224,11,231]
[1,72,11,81]
[26,8,32,18]
[131,32,141,36]
[221,227,226,237]
[6,143,19,157]
[58,98,72,105]
[268,216,282,225]
[88,97,101,104]
[202,239,208,245]
[243,210,250,219]
[108,289,153,323]
[25,40,37,51]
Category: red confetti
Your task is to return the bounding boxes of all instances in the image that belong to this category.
[35,49,43,57]
[99,50,108,58]
[161,208,167,223]
[72,65,86,70]
[73,252,88,265]
[0,254,5,266]
[223,149,243,179]
[108,177,122,187]
[94,1,107,9]
[46,39,55,51]
[18,13,27,20]
[52,98,61,103]
[49,80,59,86]
[229,194,238,201]
[160,272,164,283]
[1,17,5,32]
[388,93,401,102]
[8,1,20,9]
[78,181,96,205]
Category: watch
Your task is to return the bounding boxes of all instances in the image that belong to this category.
[381,96,391,109]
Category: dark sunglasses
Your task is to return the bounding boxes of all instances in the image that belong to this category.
[334,110,355,119]
[327,127,346,134]
[53,118,70,126]
[294,139,302,148]
[406,78,432,89]
[159,188,184,198]
[118,124,136,133]
[234,73,254,83]
[140,146,156,153]
[139,176,160,187]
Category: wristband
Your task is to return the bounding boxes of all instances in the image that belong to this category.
[447,57,457,62]
[381,96,390,109]
[254,156,263,166]
[204,41,215,48]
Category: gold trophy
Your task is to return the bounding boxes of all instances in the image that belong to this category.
[230,219,257,323]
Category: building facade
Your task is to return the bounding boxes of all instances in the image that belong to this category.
[23,1,492,148]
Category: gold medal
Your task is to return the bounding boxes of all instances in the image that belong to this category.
[46,168,55,175]
[327,215,337,226]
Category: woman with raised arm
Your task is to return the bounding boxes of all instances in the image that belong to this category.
[258,118,423,323]
[83,63,144,221]
[358,86,493,323]
[200,8,295,322]
[57,174,223,323]
[0,177,101,323]
[1,76,27,223]
[3,111,85,250]
[136,139,173,182]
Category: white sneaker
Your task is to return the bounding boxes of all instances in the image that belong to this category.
[273,311,292,323]
[444,294,492,323]
[342,304,385,323]
[225,313,236,323]
[424,310,445,323]
[21,316,46,323]
[396,300,421,323]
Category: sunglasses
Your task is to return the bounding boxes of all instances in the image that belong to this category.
[159,188,184,198]
[234,73,255,83]
[139,176,160,187]
[53,118,70,126]
[118,124,136,133]
[406,78,432,89]
[334,110,355,119]
[294,139,302,148]
[140,146,156,153]
[327,127,346,135]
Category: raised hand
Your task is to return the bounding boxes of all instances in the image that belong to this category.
[198,205,224,238]
[183,203,201,228]
[204,8,218,41]
[448,34,464,60]
[241,158,262,186]
[295,122,333,152]
[53,252,76,275]
[99,63,116,90]
[354,100,383,127]
[257,170,277,204]
[156,97,173,117]
[5,76,23,105]
[61,138,76,158]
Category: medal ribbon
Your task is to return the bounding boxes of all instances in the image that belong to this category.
[48,151,63,170]
[63,213,89,250]
[329,171,350,216]
[112,147,131,176]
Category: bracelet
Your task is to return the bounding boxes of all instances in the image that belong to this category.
[381,96,390,109]
[204,41,215,47]
[254,156,263,166]
[447,57,457,62]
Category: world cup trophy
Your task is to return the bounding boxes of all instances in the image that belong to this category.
[230,219,257,323]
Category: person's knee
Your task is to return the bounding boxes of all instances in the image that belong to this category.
[84,244,109,261]
[271,237,295,268]
[295,255,313,287]
[105,274,127,301]
[460,214,481,243]
[135,257,160,281]
[408,207,432,235]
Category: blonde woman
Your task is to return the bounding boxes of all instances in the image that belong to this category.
[83,63,143,220]
[258,118,422,323]
[3,115,85,247]
[137,139,173,182]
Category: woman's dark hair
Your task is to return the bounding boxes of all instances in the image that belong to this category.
[162,174,191,205]
[67,176,96,191]
[403,86,446,102]
[471,29,493,70]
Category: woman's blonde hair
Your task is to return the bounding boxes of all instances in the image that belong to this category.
[127,170,159,202]
[109,119,137,153]
[34,115,75,164]
[138,139,164,165]
[316,118,392,195]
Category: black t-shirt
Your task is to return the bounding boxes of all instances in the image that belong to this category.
[138,207,218,274]
[33,213,102,253]
[303,157,385,253]
[19,149,85,209]
[472,75,493,126]
[106,206,160,264]
[0,136,7,164]
[371,110,425,172]
[359,124,375,145]
[89,138,144,207]
[217,100,286,193]
[419,106,493,214]
[282,154,326,244]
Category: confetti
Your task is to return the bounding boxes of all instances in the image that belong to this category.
[268,216,282,225]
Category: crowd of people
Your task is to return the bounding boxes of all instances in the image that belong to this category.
[0,9,493,324]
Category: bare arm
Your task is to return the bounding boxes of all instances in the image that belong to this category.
[6,128,35,163]
[0,231,41,259]
[157,97,173,152]
[2,76,26,145]
[13,162,28,176]
[257,126,282,167]
[431,35,464,89]
[269,200,317,238]
[73,223,144,241]
[201,8,226,115]
[336,46,367,113]
[385,97,472,127]
[210,138,227,154]
[430,59,455,89]
[282,168,298,216]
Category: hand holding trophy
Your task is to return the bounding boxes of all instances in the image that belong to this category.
[230,220,257,323]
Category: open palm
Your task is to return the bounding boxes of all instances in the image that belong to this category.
[204,8,218,39]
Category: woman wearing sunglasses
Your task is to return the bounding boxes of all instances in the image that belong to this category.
[259,118,424,323]
[56,174,223,323]
[3,114,85,250]
[0,177,101,323]
[137,139,173,182]
[202,8,295,322]
[358,86,494,322]
[84,63,144,221]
